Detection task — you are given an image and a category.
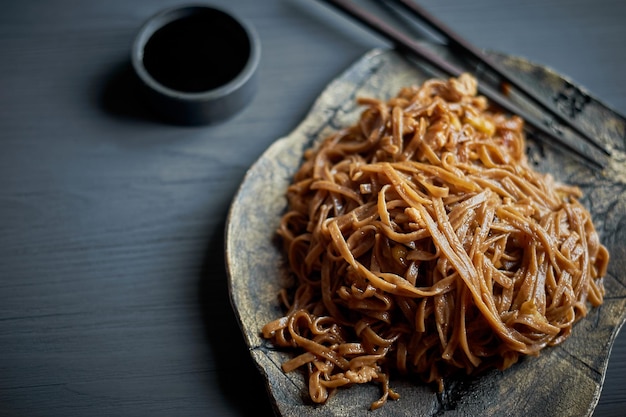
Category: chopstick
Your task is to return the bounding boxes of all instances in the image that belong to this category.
[317,0,609,169]
[385,0,610,157]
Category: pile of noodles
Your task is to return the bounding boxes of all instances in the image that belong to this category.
[261,74,609,410]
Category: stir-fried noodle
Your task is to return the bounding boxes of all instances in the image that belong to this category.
[262,74,609,409]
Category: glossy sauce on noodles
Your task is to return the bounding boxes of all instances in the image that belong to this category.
[262,74,609,410]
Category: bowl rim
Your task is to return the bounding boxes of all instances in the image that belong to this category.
[131,4,261,102]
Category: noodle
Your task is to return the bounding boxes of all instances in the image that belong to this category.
[261,74,609,410]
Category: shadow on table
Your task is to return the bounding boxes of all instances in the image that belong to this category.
[198,224,276,417]
[98,60,161,124]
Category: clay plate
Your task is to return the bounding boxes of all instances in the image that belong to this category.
[225,48,626,417]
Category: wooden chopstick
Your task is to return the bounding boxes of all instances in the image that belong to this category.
[385,0,611,156]
[317,0,608,169]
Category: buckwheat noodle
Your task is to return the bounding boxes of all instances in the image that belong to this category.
[261,74,609,410]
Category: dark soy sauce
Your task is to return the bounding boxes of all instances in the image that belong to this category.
[142,9,250,93]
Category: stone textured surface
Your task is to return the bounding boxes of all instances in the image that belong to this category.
[226,48,626,416]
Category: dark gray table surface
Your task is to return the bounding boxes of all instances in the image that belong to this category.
[1,1,625,416]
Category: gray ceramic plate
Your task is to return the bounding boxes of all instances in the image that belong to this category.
[225,48,626,417]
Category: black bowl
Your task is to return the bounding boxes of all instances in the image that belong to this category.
[132,4,260,125]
